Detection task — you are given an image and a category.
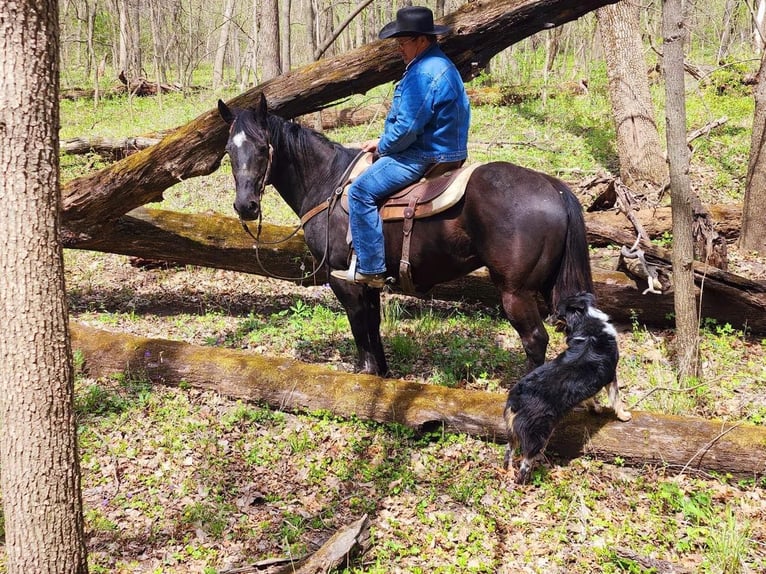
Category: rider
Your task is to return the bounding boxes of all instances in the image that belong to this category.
[330,6,470,288]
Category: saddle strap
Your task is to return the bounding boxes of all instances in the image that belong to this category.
[399,195,419,294]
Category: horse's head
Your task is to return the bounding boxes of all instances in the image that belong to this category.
[218,95,273,221]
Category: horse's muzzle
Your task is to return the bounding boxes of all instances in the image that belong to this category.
[233,201,260,221]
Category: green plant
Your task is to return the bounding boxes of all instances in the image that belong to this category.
[703,509,752,574]
[180,502,228,539]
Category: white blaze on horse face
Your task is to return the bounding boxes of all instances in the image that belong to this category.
[232,131,247,148]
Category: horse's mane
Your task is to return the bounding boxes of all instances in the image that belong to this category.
[265,114,359,190]
[267,114,356,164]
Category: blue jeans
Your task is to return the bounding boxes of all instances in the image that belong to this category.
[348,155,431,275]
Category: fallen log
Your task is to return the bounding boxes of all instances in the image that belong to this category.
[296,104,389,131]
[68,208,766,334]
[69,322,766,479]
[62,135,161,160]
[585,204,742,242]
[60,0,620,239]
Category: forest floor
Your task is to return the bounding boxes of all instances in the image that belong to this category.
[60,184,766,572]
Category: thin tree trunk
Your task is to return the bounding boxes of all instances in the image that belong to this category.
[118,0,129,74]
[756,0,766,54]
[741,49,766,255]
[313,0,375,61]
[0,0,88,570]
[716,0,737,63]
[597,2,667,188]
[248,0,259,85]
[662,0,699,382]
[260,0,282,81]
[280,0,292,72]
[213,0,236,88]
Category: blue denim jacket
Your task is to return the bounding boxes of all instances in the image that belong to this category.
[377,44,470,163]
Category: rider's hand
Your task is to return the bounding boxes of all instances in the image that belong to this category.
[360,139,379,153]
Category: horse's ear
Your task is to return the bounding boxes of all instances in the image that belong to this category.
[254,93,268,126]
[218,99,234,125]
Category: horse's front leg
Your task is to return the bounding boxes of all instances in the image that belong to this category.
[330,280,388,376]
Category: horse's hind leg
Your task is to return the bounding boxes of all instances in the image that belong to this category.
[499,290,549,372]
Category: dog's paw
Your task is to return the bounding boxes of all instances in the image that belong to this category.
[615,408,632,422]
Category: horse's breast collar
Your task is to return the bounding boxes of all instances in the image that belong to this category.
[341,159,483,221]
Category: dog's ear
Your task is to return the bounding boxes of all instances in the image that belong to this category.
[557,292,587,318]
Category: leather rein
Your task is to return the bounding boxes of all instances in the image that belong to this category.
[238,150,366,282]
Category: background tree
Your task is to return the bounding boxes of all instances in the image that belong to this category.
[260,0,282,81]
[213,0,237,87]
[116,0,142,78]
[662,0,699,382]
[280,0,292,72]
[597,2,667,189]
[0,0,89,571]
[741,48,766,254]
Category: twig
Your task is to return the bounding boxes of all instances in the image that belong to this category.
[686,116,728,146]
[613,546,691,573]
[679,421,743,477]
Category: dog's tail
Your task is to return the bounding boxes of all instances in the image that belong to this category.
[547,176,594,311]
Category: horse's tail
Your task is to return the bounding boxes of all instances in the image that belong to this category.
[549,177,594,311]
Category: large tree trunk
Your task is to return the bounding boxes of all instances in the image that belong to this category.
[68,208,766,334]
[60,0,620,241]
[663,0,699,382]
[70,322,766,480]
[0,0,88,570]
[741,48,766,255]
[597,3,667,188]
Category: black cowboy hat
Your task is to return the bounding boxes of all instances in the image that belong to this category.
[378,6,451,39]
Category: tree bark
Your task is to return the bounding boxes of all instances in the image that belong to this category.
[69,322,766,480]
[68,208,766,334]
[0,0,89,571]
[260,0,282,81]
[741,48,766,255]
[60,0,621,240]
[597,2,667,188]
[663,0,699,381]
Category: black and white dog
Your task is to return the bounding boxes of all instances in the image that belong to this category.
[503,292,631,484]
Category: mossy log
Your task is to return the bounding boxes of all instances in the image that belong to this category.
[69,208,766,334]
[70,322,766,479]
[60,0,619,239]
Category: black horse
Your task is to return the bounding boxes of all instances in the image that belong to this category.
[218,94,593,376]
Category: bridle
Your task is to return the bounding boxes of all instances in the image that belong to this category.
[233,130,367,282]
